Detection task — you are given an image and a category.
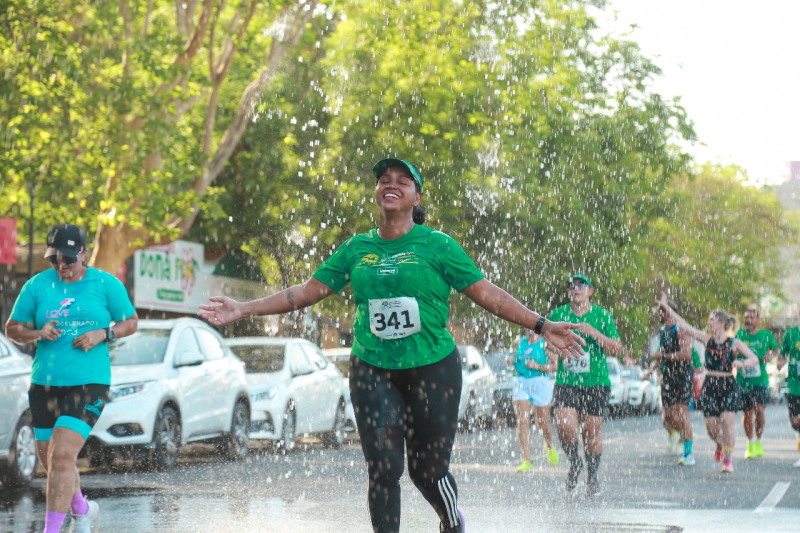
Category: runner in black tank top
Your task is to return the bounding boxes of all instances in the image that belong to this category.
[652,304,695,465]
[657,294,757,474]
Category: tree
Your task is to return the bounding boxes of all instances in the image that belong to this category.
[1,0,324,272]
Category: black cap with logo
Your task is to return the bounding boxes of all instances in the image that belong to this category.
[45,223,87,259]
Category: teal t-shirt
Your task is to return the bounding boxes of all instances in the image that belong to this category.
[514,336,547,378]
[548,304,618,387]
[734,328,778,388]
[312,225,485,369]
[781,327,800,396]
[10,267,136,386]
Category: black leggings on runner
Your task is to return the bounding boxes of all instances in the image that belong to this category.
[349,348,462,533]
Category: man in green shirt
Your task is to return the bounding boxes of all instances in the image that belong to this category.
[735,305,779,459]
[778,308,800,455]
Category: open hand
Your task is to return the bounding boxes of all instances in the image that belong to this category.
[198,296,244,326]
[542,321,586,359]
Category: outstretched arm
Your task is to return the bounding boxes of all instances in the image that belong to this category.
[198,277,334,326]
[460,278,585,358]
[732,339,758,368]
[656,292,710,345]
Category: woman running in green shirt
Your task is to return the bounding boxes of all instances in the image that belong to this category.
[199,158,585,533]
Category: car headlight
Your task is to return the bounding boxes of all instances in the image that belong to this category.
[109,382,149,400]
[250,388,276,402]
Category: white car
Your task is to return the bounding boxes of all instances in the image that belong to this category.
[226,337,349,451]
[85,318,251,470]
[606,357,627,416]
[457,345,497,431]
[0,333,37,488]
[622,365,656,415]
[321,347,357,432]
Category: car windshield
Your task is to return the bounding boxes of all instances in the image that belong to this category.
[485,352,510,373]
[624,367,643,380]
[228,344,285,373]
[109,329,170,366]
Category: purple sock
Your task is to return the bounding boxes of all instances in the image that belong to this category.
[70,490,89,515]
[44,511,67,533]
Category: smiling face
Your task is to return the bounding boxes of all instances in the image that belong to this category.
[743,308,759,331]
[374,165,421,215]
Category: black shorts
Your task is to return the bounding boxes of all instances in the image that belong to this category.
[788,394,800,419]
[661,369,693,407]
[28,384,110,440]
[700,376,740,417]
[552,384,609,417]
[739,385,768,411]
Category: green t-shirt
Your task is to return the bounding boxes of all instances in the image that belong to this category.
[780,327,800,396]
[548,304,619,387]
[312,225,485,369]
[692,347,702,369]
[734,328,778,388]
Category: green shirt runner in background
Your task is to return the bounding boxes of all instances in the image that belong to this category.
[781,326,800,397]
[312,224,485,369]
[548,304,619,387]
[735,328,779,389]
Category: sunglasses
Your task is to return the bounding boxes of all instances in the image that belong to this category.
[47,253,81,266]
[566,280,588,289]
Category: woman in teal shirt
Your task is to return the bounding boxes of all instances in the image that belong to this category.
[6,223,138,533]
[507,328,559,472]
[200,158,585,533]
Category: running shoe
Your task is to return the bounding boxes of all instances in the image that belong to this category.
[714,444,723,462]
[675,441,684,456]
[721,459,734,473]
[744,441,754,459]
[666,431,678,453]
[546,447,560,466]
[71,500,99,533]
[566,457,583,492]
[586,479,601,498]
[678,453,695,466]
[753,440,764,457]
[516,460,533,472]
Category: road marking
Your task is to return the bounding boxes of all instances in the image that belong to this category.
[755,482,790,512]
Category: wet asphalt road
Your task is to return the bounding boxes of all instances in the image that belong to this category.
[1,405,798,532]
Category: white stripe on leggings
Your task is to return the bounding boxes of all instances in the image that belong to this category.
[438,476,457,528]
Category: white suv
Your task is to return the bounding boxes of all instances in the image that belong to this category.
[0,333,37,487]
[84,318,250,470]
[457,345,497,431]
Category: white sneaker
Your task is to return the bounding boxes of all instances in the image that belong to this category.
[71,500,99,533]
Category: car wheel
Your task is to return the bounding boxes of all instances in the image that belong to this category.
[0,411,37,488]
[218,401,250,461]
[279,404,296,453]
[88,448,115,470]
[149,405,181,470]
[322,399,346,449]
[460,394,477,433]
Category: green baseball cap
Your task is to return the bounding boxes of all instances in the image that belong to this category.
[567,273,592,287]
[372,158,423,190]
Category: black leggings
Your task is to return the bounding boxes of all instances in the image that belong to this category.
[349,349,462,533]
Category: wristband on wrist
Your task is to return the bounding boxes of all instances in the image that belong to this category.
[534,316,546,335]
